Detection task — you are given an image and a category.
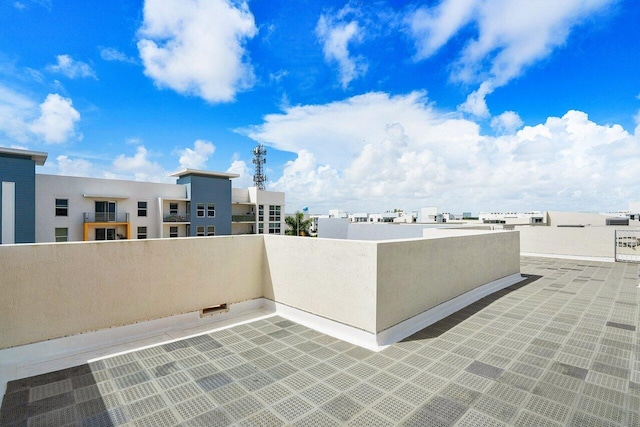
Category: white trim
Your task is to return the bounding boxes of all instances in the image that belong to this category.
[0,147,47,165]
[264,300,383,351]
[376,273,525,346]
[520,252,615,263]
[2,181,15,244]
[169,169,239,179]
[0,298,269,396]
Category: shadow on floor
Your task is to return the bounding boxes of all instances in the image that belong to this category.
[402,274,542,341]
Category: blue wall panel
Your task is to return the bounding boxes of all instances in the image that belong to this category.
[0,154,36,243]
[177,174,232,236]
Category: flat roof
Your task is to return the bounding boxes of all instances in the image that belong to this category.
[169,168,240,179]
[0,147,47,166]
[1,256,638,425]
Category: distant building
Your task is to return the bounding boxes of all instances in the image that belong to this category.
[479,211,545,225]
[0,147,285,244]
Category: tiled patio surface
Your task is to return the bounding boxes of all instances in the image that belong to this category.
[1,256,639,426]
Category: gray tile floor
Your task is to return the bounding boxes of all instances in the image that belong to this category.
[1,256,639,426]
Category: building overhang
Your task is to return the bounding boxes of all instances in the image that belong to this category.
[169,169,240,179]
[83,194,130,200]
[0,147,48,166]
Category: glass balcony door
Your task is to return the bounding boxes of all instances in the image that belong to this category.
[95,201,116,222]
[95,228,116,240]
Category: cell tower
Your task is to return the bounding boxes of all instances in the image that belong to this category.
[252,144,267,190]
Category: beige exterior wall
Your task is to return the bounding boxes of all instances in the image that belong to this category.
[1,231,520,349]
[517,226,616,259]
[546,211,609,227]
[376,230,520,332]
[0,236,263,348]
[263,235,378,332]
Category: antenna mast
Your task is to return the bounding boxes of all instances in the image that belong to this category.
[252,144,267,190]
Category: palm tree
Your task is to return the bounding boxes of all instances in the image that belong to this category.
[285,211,312,236]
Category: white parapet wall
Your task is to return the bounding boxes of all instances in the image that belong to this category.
[516,226,616,260]
[263,235,378,333]
[0,236,265,349]
[0,231,522,349]
[377,229,521,334]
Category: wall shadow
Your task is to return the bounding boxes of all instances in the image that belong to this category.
[402,274,542,342]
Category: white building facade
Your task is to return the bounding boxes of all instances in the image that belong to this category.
[0,147,285,244]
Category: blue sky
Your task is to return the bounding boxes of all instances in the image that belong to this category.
[1,0,639,214]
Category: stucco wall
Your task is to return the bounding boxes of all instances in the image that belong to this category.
[1,231,521,349]
[517,226,616,259]
[0,235,263,348]
[376,230,520,332]
[546,211,608,227]
[263,235,378,332]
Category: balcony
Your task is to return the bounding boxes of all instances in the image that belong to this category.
[232,214,256,222]
[83,212,129,223]
[163,214,191,222]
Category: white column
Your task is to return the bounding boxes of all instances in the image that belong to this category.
[2,181,15,244]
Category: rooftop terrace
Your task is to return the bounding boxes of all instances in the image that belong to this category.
[1,256,638,426]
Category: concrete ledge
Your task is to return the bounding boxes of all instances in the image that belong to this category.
[520,252,615,262]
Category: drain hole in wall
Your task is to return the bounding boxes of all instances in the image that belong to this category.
[201,303,228,317]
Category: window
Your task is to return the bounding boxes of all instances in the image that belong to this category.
[258,205,264,222]
[138,201,147,217]
[269,223,281,234]
[95,201,116,222]
[137,226,147,239]
[196,226,205,236]
[55,199,68,216]
[196,203,205,217]
[258,223,264,234]
[169,203,178,215]
[169,226,178,238]
[55,228,68,242]
[207,225,215,236]
[269,205,281,221]
[96,228,116,240]
[207,203,215,217]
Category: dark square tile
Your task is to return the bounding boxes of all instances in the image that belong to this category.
[606,321,636,331]
[321,395,363,422]
[551,362,588,380]
[465,361,503,380]
[196,373,233,391]
[420,396,468,424]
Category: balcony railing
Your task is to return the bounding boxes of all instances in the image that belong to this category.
[83,212,129,223]
[232,214,256,222]
[164,214,191,222]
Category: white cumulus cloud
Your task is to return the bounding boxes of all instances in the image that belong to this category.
[316,10,367,89]
[46,54,97,79]
[226,158,253,188]
[246,92,639,213]
[406,0,615,117]
[56,155,94,177]
[491,111,524,134]
[177,139,216,169]
[137,0,257,103]
[112,145,172,183]
[29,94,81,144]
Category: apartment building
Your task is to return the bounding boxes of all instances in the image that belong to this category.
[0,147,285,243]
